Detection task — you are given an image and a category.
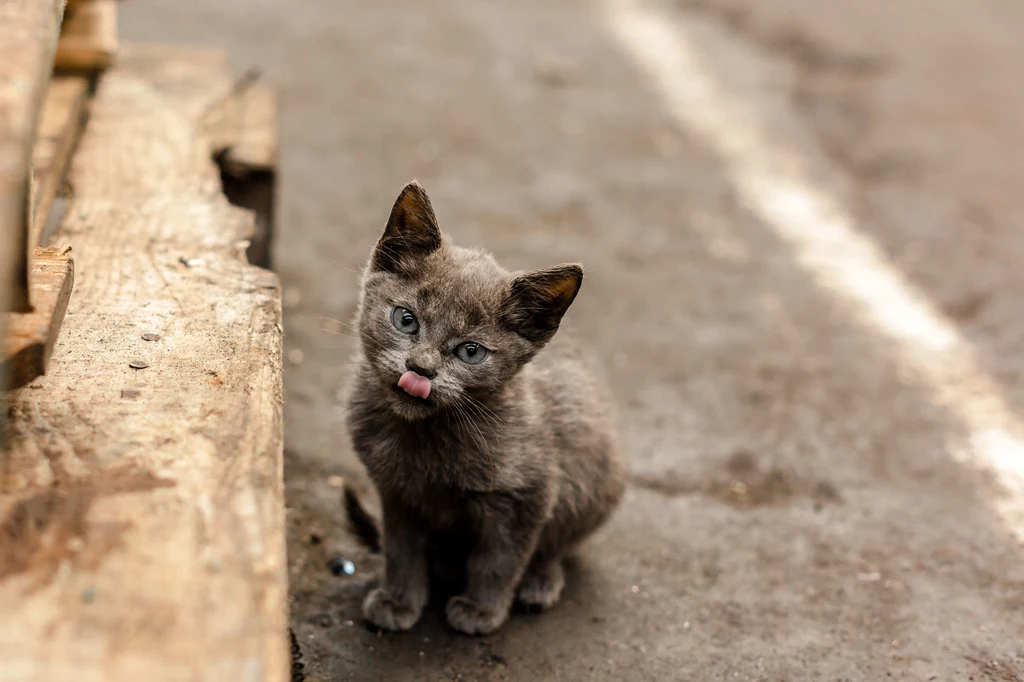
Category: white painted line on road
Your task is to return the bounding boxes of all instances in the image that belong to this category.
[605,0,1024,535]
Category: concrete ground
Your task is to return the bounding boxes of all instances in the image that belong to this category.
[124,1,1024,680]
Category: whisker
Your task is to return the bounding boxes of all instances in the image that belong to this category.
[452,403,498,490]
[317,328,360,339]
[330,259,363,275]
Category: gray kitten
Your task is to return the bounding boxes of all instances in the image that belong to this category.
[345,182,624,635]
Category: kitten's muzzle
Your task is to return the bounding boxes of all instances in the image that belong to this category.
[405,360,437,379]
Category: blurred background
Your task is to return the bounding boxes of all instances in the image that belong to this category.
[124,1,1024,680]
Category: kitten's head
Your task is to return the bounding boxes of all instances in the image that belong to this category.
[356,182,583,420]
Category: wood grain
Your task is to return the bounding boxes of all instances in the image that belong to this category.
[1,247,74,389]
[31,76,91,248]
[0,45,287,682]
[0,0,65,313]
[55,0,117,72]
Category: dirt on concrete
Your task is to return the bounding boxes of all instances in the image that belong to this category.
[123,0,1024,679]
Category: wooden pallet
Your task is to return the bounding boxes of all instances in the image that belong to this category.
[0,35,286,682]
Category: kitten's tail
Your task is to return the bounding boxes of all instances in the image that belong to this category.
[343,483,382,553]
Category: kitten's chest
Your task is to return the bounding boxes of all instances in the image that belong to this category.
[361,416,499,495]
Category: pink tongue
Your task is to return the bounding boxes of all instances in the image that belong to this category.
[398,371,431,399]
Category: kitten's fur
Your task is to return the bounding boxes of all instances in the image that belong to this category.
[345,182,624,635]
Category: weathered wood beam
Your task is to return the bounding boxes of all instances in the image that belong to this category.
[31,75,91,248]
[54,0,117,72]
[0,0,66,315]
[1,246,74,389]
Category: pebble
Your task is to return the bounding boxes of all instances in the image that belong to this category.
[141,333,161,342]
[535,56,576,87]
[129,360,149,370]
[328,555,356,576]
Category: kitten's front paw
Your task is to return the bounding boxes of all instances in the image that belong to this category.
[445,596,508,635]
[516,561,565,611]
[362,587,422,632]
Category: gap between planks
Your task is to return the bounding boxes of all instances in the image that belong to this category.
[31,75,91,249]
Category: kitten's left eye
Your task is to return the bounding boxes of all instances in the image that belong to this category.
[454,342,488,365]
[391,306,419,334]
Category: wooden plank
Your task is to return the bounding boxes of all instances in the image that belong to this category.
[221,82,278,175]
[1,78,89,394]
[30,76,91,248]
[0,0,65,314]
[1,247,74,390]
[0,45,287,682]
[55,0,117,72]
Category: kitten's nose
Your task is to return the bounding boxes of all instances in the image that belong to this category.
[405,359,437,380]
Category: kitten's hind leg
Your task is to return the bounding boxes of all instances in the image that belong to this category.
[516,557,565,611]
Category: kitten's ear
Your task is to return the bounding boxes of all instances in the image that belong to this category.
[372,181,442,273]
[499,264,583,343]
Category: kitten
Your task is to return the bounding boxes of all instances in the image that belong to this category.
[345,182,624,635]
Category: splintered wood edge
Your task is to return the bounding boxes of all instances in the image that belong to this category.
[0,0,66,313]
[1,247,74,389]
[55,0,118,72]
[31,76,91,248]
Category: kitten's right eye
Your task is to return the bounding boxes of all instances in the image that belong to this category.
[391,307,419,334]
